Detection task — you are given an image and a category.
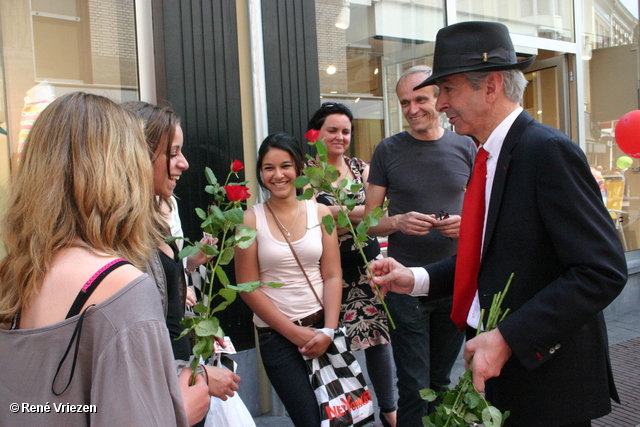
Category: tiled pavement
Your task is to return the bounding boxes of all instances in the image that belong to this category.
[254,308,640,427]
[593,309,640,427]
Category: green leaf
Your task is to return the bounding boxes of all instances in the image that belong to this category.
[325,167,339,183]
[165,235,183,244]
[175,326,193,341]
[475,398,488,413]
[227,281,261,292]
[314,140,328,159]
[193,336,215,360]
[223,207,245,224]
[482,406,503,427]
[205,167,218,185]
[192,302,208,315]
[337,178,348,189]
[215,265,230,285]
[210,301,230,315]
[298,187,315,200]
[320,182,334,194]
[219,288,237,304]
[303,167,324,188]
[343,197,357,211]
[178,245,200,259]
[465,391,481,408]
[419,388,438,402]
[370,205,386,219]
[321,214,336,235]
[368,217,380,228]
[349,183,362,194]
[194,318,220,337]
[228,281,285,292]
[337,210,350,228]
[202,243,219,256]
[293,175,310,188]
[205,185,216,194]
[195,207,207,220]
[235,226,257,249]
[210,205,226,223]
[200,214,214,230]
[441,391,456,406]
[218,247,235,266]
[262,281,285,288]
[355,221,369,237]
[464,413,480,424]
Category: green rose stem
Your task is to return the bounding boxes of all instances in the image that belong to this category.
[331,203,396,330]
[295,139,395,329]
[420,273,514,427]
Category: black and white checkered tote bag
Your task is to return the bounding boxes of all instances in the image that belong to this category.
[304,327,374,427]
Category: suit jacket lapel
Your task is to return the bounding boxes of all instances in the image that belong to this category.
[482,110,535,256]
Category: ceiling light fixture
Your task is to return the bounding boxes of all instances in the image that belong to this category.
[335,2,350,30]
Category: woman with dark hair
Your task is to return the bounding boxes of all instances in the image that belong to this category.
[235,133,342,426]
[307,103,396,426]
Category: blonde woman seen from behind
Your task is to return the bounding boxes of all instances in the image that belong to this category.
[0,92,207,426]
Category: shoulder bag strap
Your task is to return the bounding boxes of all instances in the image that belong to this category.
[265,202,324,308]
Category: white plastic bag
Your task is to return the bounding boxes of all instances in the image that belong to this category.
[204,392,256,427]
[203,352,256,427]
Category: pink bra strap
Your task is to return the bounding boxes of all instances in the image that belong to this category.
[81,258,128,291]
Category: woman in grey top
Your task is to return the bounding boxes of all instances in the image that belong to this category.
[0,92,209,426]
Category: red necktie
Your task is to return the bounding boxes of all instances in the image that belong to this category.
[451,147,489,330]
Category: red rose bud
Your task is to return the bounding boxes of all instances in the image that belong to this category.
[224,185,251,202]
[305,129,320,142]
[231,160,244,173]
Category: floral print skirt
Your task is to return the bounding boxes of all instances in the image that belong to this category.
[341,252,391,351]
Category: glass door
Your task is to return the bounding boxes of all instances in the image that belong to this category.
[523,54,571,137]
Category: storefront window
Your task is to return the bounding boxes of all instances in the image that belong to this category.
[315,0,445,161]
[582,0,639,251]
[0,0,139,175]
[456,0,574,42]
[316,0,639,252]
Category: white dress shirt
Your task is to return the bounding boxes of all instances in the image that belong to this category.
[409,107,523,329]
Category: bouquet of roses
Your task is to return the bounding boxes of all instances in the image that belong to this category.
[420,274,514,427]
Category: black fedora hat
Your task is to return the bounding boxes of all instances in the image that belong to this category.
[415,21,535,89]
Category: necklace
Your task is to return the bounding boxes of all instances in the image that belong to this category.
[268,200,300,237]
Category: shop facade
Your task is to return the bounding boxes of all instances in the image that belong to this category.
[0,0,638,416]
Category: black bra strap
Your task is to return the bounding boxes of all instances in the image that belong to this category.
[65,259,131,319]
[52,304,94,396]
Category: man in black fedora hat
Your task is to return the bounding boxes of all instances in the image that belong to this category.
[369,21,627,426]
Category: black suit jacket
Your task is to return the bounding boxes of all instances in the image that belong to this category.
[425,111,627,426]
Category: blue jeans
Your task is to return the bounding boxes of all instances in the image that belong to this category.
[386,293,464,426]
[258,328,321,427]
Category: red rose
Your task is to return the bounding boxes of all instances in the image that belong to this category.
[231,160,244,173]
[224,185,251,202]
[305,129,320,142]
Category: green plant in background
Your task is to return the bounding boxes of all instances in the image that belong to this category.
[420,273,514,427]
[295,131,395,329]
[167,161,283,383]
